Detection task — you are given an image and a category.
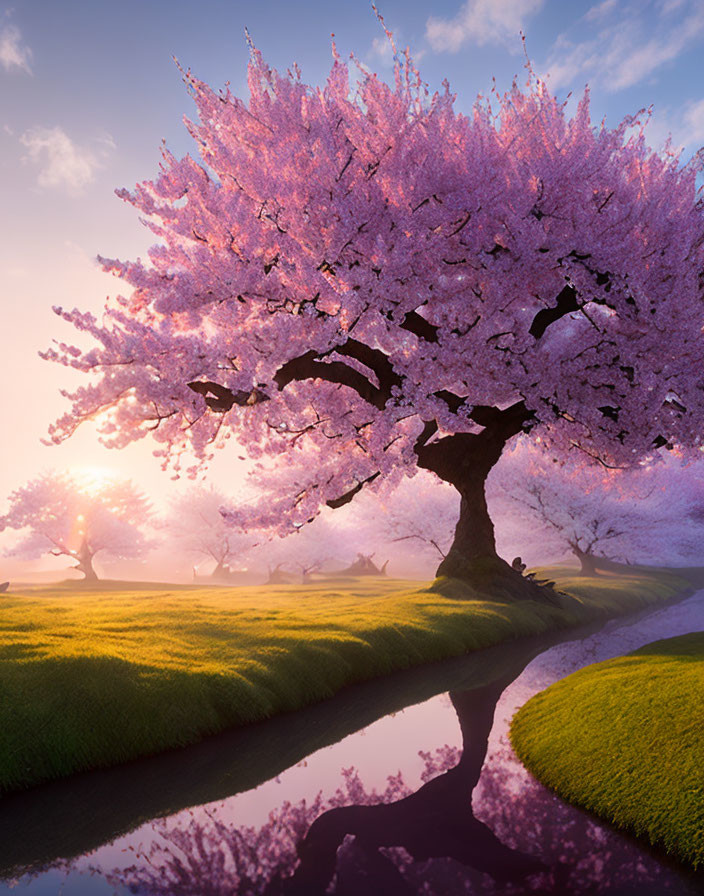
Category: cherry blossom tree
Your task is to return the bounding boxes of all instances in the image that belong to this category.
[489,440,704,573]
[0,471,152,581]
[165,485,256,580]
[359,471,459,566]
[247,507,370,583]
[165,481,382,585]
[43,30,704,593]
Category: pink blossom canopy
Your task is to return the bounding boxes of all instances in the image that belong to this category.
[44,44,704,525]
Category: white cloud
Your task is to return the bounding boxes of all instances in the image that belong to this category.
[369,35,395,65]
[426,0,544,53]
[96,132,117,152]
[20,127,108,193]
[540,34,597,90]
[367,32,426,68]
[0,22,32,73]
[682,98,704,146]
[542,1,704,92]
[607,8,704,89]
[656,98,704,152]
[584,0,618,22]
[658,0,687,14]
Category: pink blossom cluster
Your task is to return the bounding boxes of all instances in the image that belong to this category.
[488,437,704,565]
[0,470,152,568]
[42,39,704,531]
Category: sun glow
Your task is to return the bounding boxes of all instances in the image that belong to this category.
[71,466,116,495]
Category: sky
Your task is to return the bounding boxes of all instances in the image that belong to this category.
[2,0,704,574]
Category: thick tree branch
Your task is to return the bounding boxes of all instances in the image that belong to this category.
[189,338,403,414]
[335,339,403,395]
[187,381,269,411]
[326,471,380,508]
[274,351,389,409]
[415,401,533,487]
[529,284,580,339]
[400,310,439,342]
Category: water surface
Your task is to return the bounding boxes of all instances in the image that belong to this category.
[2,589,702,894]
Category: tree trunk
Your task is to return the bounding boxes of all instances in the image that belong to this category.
[571,546,599,576]
[436,483,499,581]
[212,560,230,581]
[414,402,554,600]
[75,541,98,581]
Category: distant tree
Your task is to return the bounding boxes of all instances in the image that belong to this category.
[362,472,459,565]
[247,509,360,584]
[44,31,704,595]
[165,485,255,580]
[166,479,378,585]
[490,440,704,573]
[0,471,152,580]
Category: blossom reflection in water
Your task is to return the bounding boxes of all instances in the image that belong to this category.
[104,669,693,895]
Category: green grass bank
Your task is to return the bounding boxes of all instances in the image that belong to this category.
[0,567,696,796]
[511,631,704,870]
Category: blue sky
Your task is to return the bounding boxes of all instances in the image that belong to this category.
[2,0,704,570]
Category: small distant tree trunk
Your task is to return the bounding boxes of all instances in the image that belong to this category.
[267,563,292,585]
[301,563,321,584]
[75,541,98,581]
[212,559,230,581]
[571,545,599,576]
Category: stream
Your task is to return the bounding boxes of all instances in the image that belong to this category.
[1,588,702,895]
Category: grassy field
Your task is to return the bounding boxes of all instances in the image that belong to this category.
[0,566,694,796]
[511,631,704,870]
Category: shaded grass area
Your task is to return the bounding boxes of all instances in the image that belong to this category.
[510,631,704,870]
[0,567,694,796]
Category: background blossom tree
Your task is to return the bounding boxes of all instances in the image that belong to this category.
[166,485,256,580]
[248,507,376,583]
[165,478,386,585]
[0,471,152,581]
[353,471,459,569]
[489,440,704,573]
[43,32,704,593]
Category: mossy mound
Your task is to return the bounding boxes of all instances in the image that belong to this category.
[511,631,704,870]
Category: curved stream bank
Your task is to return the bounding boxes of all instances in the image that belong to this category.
[2,588,702,895]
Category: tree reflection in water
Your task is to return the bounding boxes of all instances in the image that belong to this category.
[105,658,692,896]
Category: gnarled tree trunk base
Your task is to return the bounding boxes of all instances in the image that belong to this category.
[432,553,560,604]
[571,546,600,577]
[413,402,561,603]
